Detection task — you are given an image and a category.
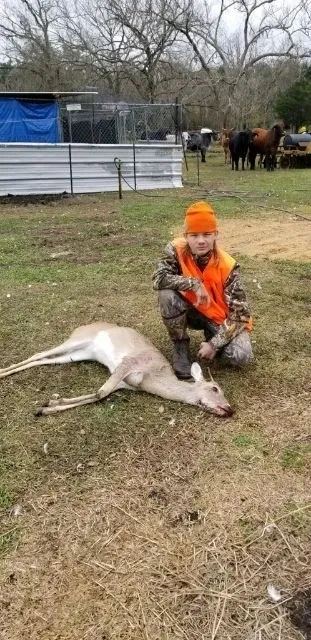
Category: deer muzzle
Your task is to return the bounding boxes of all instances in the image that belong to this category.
[216,403,234,417]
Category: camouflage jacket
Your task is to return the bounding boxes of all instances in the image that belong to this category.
[152,242,252,350]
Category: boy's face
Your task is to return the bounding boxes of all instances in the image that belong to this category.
[186,232,217,256]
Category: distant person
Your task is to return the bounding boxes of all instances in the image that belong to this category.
[152,201,253,379]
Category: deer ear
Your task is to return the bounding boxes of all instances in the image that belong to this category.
[191,362,204,382]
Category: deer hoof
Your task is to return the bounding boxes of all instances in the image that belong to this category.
[34,407,43,417]
[39,399,50,408]
[48,398,61,407]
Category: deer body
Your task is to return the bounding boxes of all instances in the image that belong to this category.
[0,322,232,417]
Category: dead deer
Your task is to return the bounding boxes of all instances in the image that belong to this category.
[0,322,233,417]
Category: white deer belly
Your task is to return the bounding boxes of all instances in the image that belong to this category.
[92,331,129,373]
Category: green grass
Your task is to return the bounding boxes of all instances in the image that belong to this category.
[281,445,311,471]
[233,433,261,448]
[0,528,20,555]
[0,488,14,509]
[0,152,310,639]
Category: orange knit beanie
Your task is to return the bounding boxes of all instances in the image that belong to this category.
[184,201,217,233]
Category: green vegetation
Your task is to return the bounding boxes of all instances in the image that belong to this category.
[274,65,311,129]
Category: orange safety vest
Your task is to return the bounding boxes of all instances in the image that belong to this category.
[173,238,252,329]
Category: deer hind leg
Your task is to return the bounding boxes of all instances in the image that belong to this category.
[0,339,90,378]
[0,349,93,379]
[37,357,145,416]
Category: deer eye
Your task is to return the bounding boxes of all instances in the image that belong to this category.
[212,386,219,393]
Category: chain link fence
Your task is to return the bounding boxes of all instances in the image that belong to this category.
[60,102,181,145]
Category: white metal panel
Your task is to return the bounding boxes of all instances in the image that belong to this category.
[0,144,71,195]
[0,143,183,196]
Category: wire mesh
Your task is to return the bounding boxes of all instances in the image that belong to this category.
[60,102,181,144]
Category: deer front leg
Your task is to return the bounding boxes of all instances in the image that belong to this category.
[36,375,127,415]
[36,359,144,416]
[36,393,99,415]
[36,382,115,415]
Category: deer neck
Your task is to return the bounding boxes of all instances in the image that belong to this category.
[141,373,197,405]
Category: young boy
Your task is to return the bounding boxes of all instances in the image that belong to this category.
[152,200,253,379]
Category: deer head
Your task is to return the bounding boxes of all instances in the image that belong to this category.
[189,363,233,417]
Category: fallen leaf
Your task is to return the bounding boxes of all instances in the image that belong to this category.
[267,584,282,602]
[264,524,276,534]
[11,504,23,517]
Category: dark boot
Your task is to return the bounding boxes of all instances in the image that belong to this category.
[172,339,192,380]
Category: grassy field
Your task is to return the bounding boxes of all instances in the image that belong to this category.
[0,150,310,639]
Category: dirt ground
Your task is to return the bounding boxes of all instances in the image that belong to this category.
[220,215,311,262]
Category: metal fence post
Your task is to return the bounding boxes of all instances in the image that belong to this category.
[196,148,200,186]
[144,109,148,142]
[114,157,122,199]
[91,101,95,144]
[68,144,74,196]
[175,97,179,145]
[68,110,73,143]
[131,109,137,191]
[182,134,188,172]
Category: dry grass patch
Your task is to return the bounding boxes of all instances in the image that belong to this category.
[1,420,310,639]
[220,215,311,262]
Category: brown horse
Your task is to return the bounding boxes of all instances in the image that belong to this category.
[221,127,234,164]
[248,124,283,171]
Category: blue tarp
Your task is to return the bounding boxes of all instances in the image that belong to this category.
[0,99,60,143]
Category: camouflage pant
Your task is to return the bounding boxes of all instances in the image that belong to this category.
[158,289,253,366]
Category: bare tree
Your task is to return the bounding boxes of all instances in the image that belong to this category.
[228,58,303,127]
[107,0,177,102]
[58,0,129,97]
[0,0,309,125]
[59,0,178,102]
[0,0,63,88]
[163,0,310,126]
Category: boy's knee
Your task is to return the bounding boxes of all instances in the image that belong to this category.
[158,290,187,317]
[222,333,253,366]
[230,348,253,366]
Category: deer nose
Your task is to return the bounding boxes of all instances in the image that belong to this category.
[224,404,234,416]
[217,404,234,417]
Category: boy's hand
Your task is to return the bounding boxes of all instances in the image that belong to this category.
[194,283,210,307]
[198,341,217,360]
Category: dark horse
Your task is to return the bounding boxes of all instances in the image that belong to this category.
[248,124,283,171]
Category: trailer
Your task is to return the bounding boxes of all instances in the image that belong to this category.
[279,133,311,168]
